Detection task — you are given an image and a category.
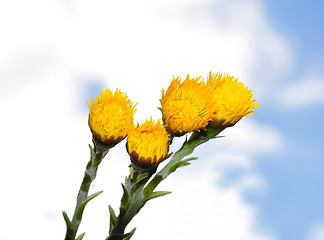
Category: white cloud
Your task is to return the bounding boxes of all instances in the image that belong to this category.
[128,167,273,240]
[195,119,284,176]
[0,0,293,117]
[279,76,324,109]
[0,0,288,239]
[308,223,324,240]
[221,119,284,156]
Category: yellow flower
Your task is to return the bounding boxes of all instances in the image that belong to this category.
[87,89,137,146]
[160,75,213,136]
[126,117,170,167]
[206,72,258,127]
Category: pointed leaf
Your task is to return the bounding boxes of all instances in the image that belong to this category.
[120,183,129,208]
[182,157,198,162]
[76,232,85,240]
[102,148,109,158]
[176,157,198,168]
[83,190,103,205]
[88,144,94,155]
[76,190,103,220]
[148,191,172,200]
[176,162,191,168]
[123,228,136,240]
[143,174,163,197]
[204,126,224,139]
[108,205,117,233]
[62,211,72,229]
[214,135,224,139]
[129,165,134,179]
[135,172,149,183]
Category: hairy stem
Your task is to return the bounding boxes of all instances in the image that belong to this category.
[106,126,224,240]
[64,143,108,240]
[144,127,224,196]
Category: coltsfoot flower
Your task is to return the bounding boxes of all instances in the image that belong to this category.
[160,75,213,136]
[88,89,137,147]
[206,72,258,127]
[126,117,170,168]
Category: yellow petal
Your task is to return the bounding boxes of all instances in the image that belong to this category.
[88,89,137,144]
[206,72,259,127]
[160,75,213,135]
[127,117,169,166]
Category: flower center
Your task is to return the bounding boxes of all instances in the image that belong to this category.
[168,100,199,130]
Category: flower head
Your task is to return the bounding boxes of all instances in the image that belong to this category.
[126,117,170,167]
[160,75,213,136]
[88,89,137,146]
[206,72,258,127]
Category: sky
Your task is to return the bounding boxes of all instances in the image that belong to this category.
[0,0,323,240]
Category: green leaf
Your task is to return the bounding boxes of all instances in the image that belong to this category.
[182,157,198,162]
[143,174,163,197]
[176,157,198,168]
[62,211,72,229]
[176,162,191,168]
[88,144,94,155]
[120,183,129,208]
[148,191,172,200]
[123,228,136,240]
[76,232,85,240]
[205,126,225,139]
[76,190,103,220]
[108,205,117,233]
[135,172,149,183]
[129,165,134,179]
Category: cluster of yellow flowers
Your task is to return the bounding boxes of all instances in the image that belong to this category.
[87,72,258,167]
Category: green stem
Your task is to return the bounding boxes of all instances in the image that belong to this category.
[64,143,109,240]
[106,167,156,240]
[106,126,224,240]
[143,126,224,196]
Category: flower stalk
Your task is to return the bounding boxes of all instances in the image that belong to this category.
[144,125,224,196]
[106,165,158,240]
[106,125,224,240]
[63,139,109,240]
[63,71,258,240]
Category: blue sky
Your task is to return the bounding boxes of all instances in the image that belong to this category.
[265,0,324,61]
[234,1,324,239]
[0,0,324,240]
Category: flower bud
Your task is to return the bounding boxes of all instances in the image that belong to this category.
[88,88,137,149]
[206,72,258,128]
[126,117,170,169]
[160,75,213,136]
